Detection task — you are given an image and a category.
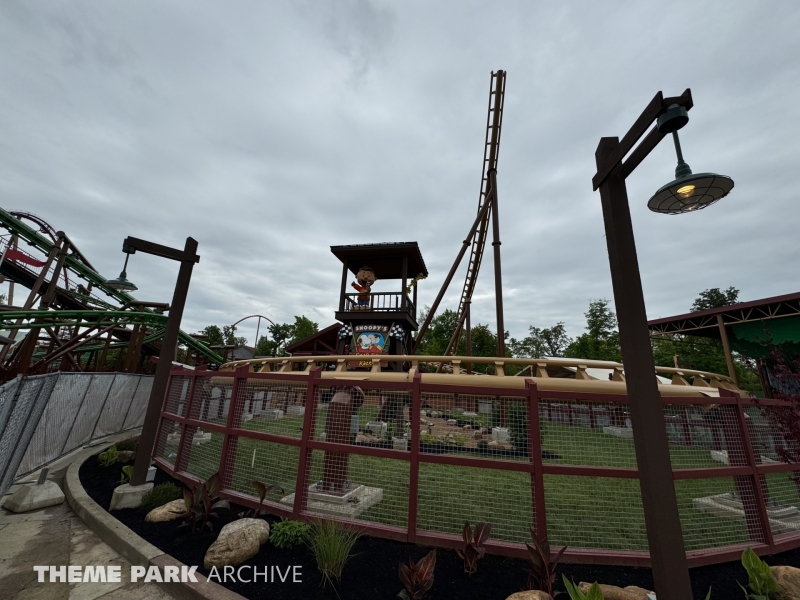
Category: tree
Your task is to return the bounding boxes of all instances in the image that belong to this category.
[564,299,621,362]
[289,315,319,346]
[509,322,571,359]
[414,307,458,356]
[222,325,248,347]
[201,325,224,347]
[691,287,739,312]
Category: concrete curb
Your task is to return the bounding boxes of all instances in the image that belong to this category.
[64,445,246,600]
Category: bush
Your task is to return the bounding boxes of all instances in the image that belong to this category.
[307,519,360,589]
[116,438,138,452]
[419,434,438,445]
[452,434,468,448]
[477,439,489,451]
[141,483,183,513]
[271,519,311,549]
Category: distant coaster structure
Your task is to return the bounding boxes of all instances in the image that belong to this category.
[0,207,222,380]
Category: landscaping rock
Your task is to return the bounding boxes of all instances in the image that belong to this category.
[204,518,270,569]
[579,583,642,600]
[116,450,136,463]
[624,586,654,599]
[479,427,488,434]
[473,432,484,440]
[144,499,187,523]
[772,565,800,600]
[505,592,553,600]
[446,419,457,425]
[463,424,472,430]
[488,441,499,448]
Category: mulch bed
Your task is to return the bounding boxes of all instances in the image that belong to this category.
[80,450,800,599]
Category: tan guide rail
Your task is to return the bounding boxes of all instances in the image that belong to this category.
[217,355,743,397]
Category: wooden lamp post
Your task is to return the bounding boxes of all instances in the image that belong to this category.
[592,89,733,600]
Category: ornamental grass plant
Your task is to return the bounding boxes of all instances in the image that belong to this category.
[306,519,360,589]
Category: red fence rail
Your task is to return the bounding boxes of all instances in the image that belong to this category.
[152,365,800,568]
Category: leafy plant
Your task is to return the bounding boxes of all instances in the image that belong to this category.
[420,434,438,445]
[271,519,311,549]
[97,445,118,467]
[563,575,604,600]
[238,480,283,518]
[179,472,230,535]
[141,483,182,513]
[456,521,491,576]
[120,465,134,484]
[738,547,777,599]
[526,529,566,595]
[452,434,468,448]
[477,439,489,450]
[398,549,436,600]
[306,519,360,589]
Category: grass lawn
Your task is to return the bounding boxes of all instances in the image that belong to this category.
[172,417,797,552]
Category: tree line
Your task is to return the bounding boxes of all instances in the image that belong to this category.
[415,287,761,391]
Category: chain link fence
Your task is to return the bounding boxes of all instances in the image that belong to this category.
[0,372,153,495]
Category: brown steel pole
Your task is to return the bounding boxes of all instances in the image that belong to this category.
[489,169,505,358]
[131,237,199,486]
[717,314,739,387]
[465,301,472,374]
[595,137,692,600]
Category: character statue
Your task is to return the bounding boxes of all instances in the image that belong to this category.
[351,266,376,309]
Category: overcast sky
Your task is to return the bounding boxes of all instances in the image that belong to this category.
[2,1,799,347]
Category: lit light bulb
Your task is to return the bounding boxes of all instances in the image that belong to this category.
[676,184,695,199]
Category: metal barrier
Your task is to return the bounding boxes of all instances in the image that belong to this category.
[154,365,800,567]
[0,372,152,495]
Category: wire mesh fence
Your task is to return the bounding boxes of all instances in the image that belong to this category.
[0,371,153,495]
[152,367,800,566]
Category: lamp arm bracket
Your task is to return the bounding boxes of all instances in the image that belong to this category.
[122,236,200,263]
[592,88,693,190]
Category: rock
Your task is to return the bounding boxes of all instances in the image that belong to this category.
[772,565,800,600]
[204,519,270,569]
[505,592,553,600]
[473,432,484,440]
[623,586,654,599]
[488,441,499,448]
[431,411,441,418]
[579,583,642,600]
[145,499,187,523]
[446,419,457,425]
[355,434,371,443]
[463,424,472,430]
[116,450,136,463]
[479,427,488,434]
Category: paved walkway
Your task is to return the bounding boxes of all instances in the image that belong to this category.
[0,440,171,600]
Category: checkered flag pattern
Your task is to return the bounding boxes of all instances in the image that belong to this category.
[339,324,352,339]
[390,324,405,339]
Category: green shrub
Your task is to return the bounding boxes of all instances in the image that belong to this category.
[271,519,311,549]
[141,483,183,513]
[477,439,489,450]
[116,438,138,452]
[307,519,360,589]
[97,445,118,467]
[453,434,468,448]
[419,434,438,445]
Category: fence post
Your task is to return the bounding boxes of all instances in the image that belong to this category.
[293,367,321,519]
[175,372,200,473]
[407,372,422,543]
[718,388,772,545]
[526,380,548,541]
[219,365,249,490]
[728,389,775,547]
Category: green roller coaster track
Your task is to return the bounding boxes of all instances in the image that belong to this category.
[0,208,223,364]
